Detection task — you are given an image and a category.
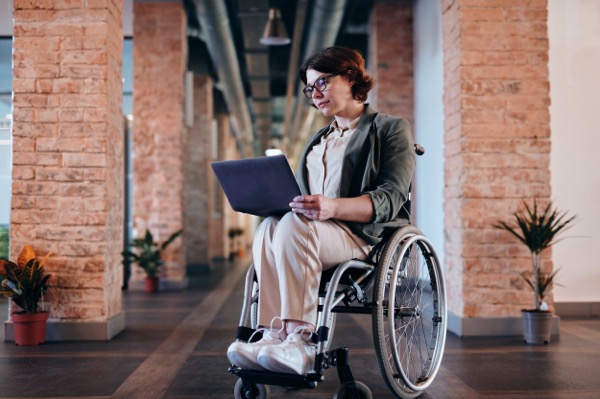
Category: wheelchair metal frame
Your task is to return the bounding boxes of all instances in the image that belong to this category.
[229,225,447,399]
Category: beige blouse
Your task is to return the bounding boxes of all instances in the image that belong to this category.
[306,116,361,198]
[305,115,371,255]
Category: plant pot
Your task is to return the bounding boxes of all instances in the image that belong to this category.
[12,312,49,346]
[521,310,552,344]
[145,276,159,293]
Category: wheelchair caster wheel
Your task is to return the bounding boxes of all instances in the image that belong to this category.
[234,378,270,399]
[333,381,372,399]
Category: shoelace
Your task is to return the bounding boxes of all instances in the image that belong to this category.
[287,324,314,343]
[247,316,285,343]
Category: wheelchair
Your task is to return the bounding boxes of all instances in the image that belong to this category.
[229,146,447,399]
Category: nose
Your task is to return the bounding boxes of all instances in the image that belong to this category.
[312,88,324,99]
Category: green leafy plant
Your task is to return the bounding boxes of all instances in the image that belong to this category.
[228,227,244,239]
[122,229,183,278]
[0,245,51,314]
[495,199,575,311]
[0,226,8,260]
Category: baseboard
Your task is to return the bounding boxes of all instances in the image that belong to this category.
[447,311,560,337]
[555,301,600,317]
[4,311,125,342]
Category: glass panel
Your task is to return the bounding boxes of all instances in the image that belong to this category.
[0,37,11,244]
[0,38,12,93]
[0,136,11,227]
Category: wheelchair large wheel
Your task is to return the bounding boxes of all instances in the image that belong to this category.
[372,225,447,398]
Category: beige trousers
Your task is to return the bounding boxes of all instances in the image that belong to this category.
[252,212,370,328]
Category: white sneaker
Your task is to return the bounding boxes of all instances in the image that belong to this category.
[257,328,316,375]
[227,330,282,370]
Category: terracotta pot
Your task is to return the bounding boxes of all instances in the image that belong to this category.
[145,276,160,293]
[522,310,553,344]
[12,312,49,346]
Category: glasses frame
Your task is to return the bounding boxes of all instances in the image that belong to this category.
[303,71,345,99]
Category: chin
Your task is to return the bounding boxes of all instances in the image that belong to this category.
[319,106,334,117]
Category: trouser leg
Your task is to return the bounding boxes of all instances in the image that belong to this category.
[271,213,369,326]
[252,217,282,328]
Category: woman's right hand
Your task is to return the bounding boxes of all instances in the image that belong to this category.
[290,194,374,223]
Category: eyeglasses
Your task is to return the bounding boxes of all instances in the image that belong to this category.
[303,71,345,99]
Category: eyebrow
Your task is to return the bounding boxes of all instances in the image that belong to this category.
[307,74,328,86]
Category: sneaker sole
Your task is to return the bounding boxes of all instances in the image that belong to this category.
[227,351,266,371]
[257,352,307,375]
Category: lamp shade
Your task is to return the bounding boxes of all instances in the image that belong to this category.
[260,8,290,46]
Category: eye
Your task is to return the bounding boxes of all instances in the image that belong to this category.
[315,78,327,90]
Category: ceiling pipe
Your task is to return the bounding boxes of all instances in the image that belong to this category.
[282,0,308,156]
[288,0,348,161]
[194,0,255,157]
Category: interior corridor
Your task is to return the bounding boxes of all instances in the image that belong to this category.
[1,257,599,399]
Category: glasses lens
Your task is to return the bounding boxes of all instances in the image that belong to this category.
[303,87,313,99]
[314,77,327,92]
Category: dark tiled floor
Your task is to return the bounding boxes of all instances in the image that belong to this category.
[2,257,600,399]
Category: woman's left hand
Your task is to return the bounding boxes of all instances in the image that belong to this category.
[290,195,337,220]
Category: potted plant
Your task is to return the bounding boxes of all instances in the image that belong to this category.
[228,227,239,260]
[235,227,245,257]
[0,226,8,260]
[122,228,182,293]
[0,245,51,346]
[495,199,575,344]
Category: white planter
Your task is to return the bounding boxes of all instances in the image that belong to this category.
[521,310,553,344]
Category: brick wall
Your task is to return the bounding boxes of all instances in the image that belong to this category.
[11,0,124,323]
[369,1,414,124]
[185,75,213,266]
[442,0,552,318]
[216,113,233,259]
[132,2,187,285]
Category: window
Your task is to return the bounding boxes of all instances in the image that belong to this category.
[0,37,12,256]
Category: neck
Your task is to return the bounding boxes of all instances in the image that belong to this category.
[335,103,365,129]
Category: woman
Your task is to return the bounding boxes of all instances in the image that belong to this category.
[227,46,416,375]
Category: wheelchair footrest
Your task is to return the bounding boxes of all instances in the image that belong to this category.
[229,367,323,389]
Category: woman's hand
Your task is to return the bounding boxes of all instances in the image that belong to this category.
[290,195,336,221]
[290,194,374,223]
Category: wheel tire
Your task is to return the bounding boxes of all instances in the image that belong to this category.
[234,378,270,399]
[333,381,373,399]
[372,225,447,399]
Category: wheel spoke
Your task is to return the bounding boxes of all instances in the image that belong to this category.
[373,227,447,397]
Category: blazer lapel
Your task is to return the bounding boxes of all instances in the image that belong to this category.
[339,105,377,198]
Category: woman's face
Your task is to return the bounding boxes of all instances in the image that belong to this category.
[305,68,354,118]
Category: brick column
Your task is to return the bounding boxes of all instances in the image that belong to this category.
[9,0,124,340]
[185,75,214,267]
[369,0,414,123]
[208,113,228,261]
[442,0,553,335]
[132,2,187,289]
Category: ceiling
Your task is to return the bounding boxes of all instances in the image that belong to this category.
[0,0,374,159]
[184,0,373,159]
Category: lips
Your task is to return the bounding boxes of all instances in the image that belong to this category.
[316,101,328,108]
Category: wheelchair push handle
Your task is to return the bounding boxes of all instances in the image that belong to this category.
[414,143,425,156]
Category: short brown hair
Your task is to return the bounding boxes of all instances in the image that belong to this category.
[299,46,374,103]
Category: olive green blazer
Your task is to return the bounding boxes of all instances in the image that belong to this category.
[295,105,416,245]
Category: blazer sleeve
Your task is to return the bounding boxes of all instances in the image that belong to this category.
[365,117,416,223]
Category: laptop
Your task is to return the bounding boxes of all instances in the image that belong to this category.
[211,155,302,217]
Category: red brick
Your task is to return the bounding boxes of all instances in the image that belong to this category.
[443,0,551,317]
